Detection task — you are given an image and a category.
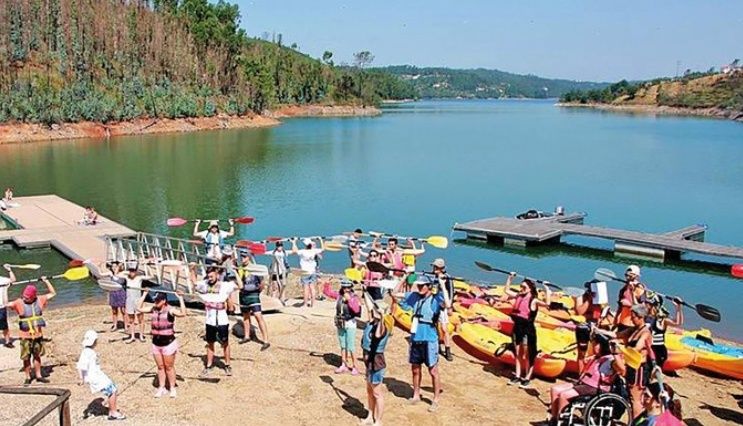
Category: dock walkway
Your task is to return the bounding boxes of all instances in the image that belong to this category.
[0,195,136,277]
[454,212,743,261]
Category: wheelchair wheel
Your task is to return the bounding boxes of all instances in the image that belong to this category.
[556,395,592,426]
[583,393,631,426]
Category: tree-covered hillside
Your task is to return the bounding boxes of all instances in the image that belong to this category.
[376,65,607,99]
[0,0,414,125]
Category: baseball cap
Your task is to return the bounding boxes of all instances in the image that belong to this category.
[431,258,446,269]
[302,238,313,246]
[22,285,37,300]
[626,265,641,276]
[82,330,98,347]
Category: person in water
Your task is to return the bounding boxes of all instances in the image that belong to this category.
[332,280,361,375]
[193,219,235,263]
[137,291,187,398]
[501,273,551,389]
[237,259,270,351]
[192,266,236,377]
[645,294,683,372]
[6,278,56,384]
[360,294,393,426]
[615,265,643,333]
[549,335,625,421]
[77,330,126,420]
[0,264,17,348]
[430,258,454,362]
[397,275,445,412]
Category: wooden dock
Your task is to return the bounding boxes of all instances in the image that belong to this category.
[0,195,136,277]
[453,211,743,262]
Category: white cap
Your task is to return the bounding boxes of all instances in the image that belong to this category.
[208,220,219,228]
[82,329,98,347]
[626,265,641,276]
[302,238,313,246]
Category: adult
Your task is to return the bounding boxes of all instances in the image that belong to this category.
[0,264,16,348]
[430,258,454,362]
[269,241,290,303]
[137,291,187,398]
[364,249,385,301]
[348,241,369,269]
[291,237,325,307]
[399,240,425,293]
[6,278,56,384]
[79,206,99,226]
[193,219,235,263]
[646,294,683,370]
[219,245,239,281]
[360,295,392,426]
[615,265,643,333]
[631,382,683,426]
[237,260,270,350]
[192,266,236,377]
[3,187,13,202]
[573,281,613,373]
[398,275,445,412]
[332,280,361,375]
[98,261,127,332]
[122,264,152,344]
[382,238,405,278]
[549,335,625,421]
[501,273,551,389]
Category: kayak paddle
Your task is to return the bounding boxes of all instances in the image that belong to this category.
[474,261,562,292]
[593,268,721,323]
[732,264,743,279]
[348,231,448,249]
[6,264,42,270]
[345,268,363,282]
[13,266,90,286]
[167,216,255,227]
[365,261,468,282]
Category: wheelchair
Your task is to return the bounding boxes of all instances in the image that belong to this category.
[556,388,631,426]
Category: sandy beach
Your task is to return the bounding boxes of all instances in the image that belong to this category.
[0,292,741,426]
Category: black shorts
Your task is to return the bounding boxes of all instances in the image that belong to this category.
[271,273,287,282]
[575,323,591,350]
[0,308,8,331]
[652,344,668,369]
[205,325,229,344]
[367,287,383,301]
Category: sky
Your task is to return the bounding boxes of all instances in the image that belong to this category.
[233,0,743,82]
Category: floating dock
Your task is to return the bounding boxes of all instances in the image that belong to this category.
[453,211,743,262]
[0,195,136,277]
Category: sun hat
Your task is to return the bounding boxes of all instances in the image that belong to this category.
[414,275,433,286]
[22,285,37,300]
[208,220,219,228]
[82,330,98,347]
[626,265,641,276]
[431,258,446,269]
[302,238,313,246]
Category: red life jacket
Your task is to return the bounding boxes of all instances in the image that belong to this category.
[512,293,534,320]
[579,354,615,391]
[151,306,175,337]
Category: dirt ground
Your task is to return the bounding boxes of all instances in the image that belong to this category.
[0,298,741,426]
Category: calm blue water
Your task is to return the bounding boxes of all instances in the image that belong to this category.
[1,99,742,339]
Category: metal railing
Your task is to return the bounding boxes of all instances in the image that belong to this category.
[0,387,71,426]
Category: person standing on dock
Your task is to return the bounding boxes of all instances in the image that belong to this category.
[192,266,236,377]
[193,219,235,263]
[6,278,56,385]
[614,265,643,333]
[0,264,17,348]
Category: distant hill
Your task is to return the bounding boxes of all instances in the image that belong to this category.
[560,70,743,121]
[374,65,608,99]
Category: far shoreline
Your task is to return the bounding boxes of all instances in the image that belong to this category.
[557,102,743,122]
[0,104,381,145]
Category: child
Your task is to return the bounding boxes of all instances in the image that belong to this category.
[77,330,126,420]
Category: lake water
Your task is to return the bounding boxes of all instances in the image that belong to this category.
[1,99,742,340]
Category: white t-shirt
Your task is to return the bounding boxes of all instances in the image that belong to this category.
[124,276,144,301]
[76,347,113,394]
[0,276,11,306]
[297,249,322,273]
[195,280,236,326]
[270,249,288,274]
[196,230,230,258]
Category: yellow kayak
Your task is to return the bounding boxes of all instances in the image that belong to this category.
[673,329,743,380]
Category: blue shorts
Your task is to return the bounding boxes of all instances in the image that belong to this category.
[100,382,117,397]
[366,368,386,385]
[409,340,438,367]
[300,274,317,286]
[337,325,356,352]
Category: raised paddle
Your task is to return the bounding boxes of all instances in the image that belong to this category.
[13,266,90,286]
[346,231,449,249]
[593,268,721,323]
[6,264,42,270]
[732,264,743,279]
[167,216,255,227]
[474,261,563,292]
[366,261,468,282]
[344,268,364,282]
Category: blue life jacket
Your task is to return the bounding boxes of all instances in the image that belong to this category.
[413,295,439,324]
[204,231,223,249]
[362,321,389,353]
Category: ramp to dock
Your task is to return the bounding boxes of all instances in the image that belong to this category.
[0,195,136,277]
[454,212,743,262]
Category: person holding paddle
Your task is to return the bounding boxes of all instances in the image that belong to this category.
[6,278,56,384]
[430,258,454,362]
[330,280,361,375]
[360,294,392,426]
[501,273,551,389]
[397,275,446,412]
[122,263,153,344]
[237,259,270,351]
[573,281,613,373]
[291,237,325,308]
[645,294,683,373]
[192,266,236,377]
[193,219,235,263]
[97,261,127,332]
[137,291,187,398]
[1,264,17,348]
[269,241,290,304]
[615,265,643,333]
[364,250,385,301]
